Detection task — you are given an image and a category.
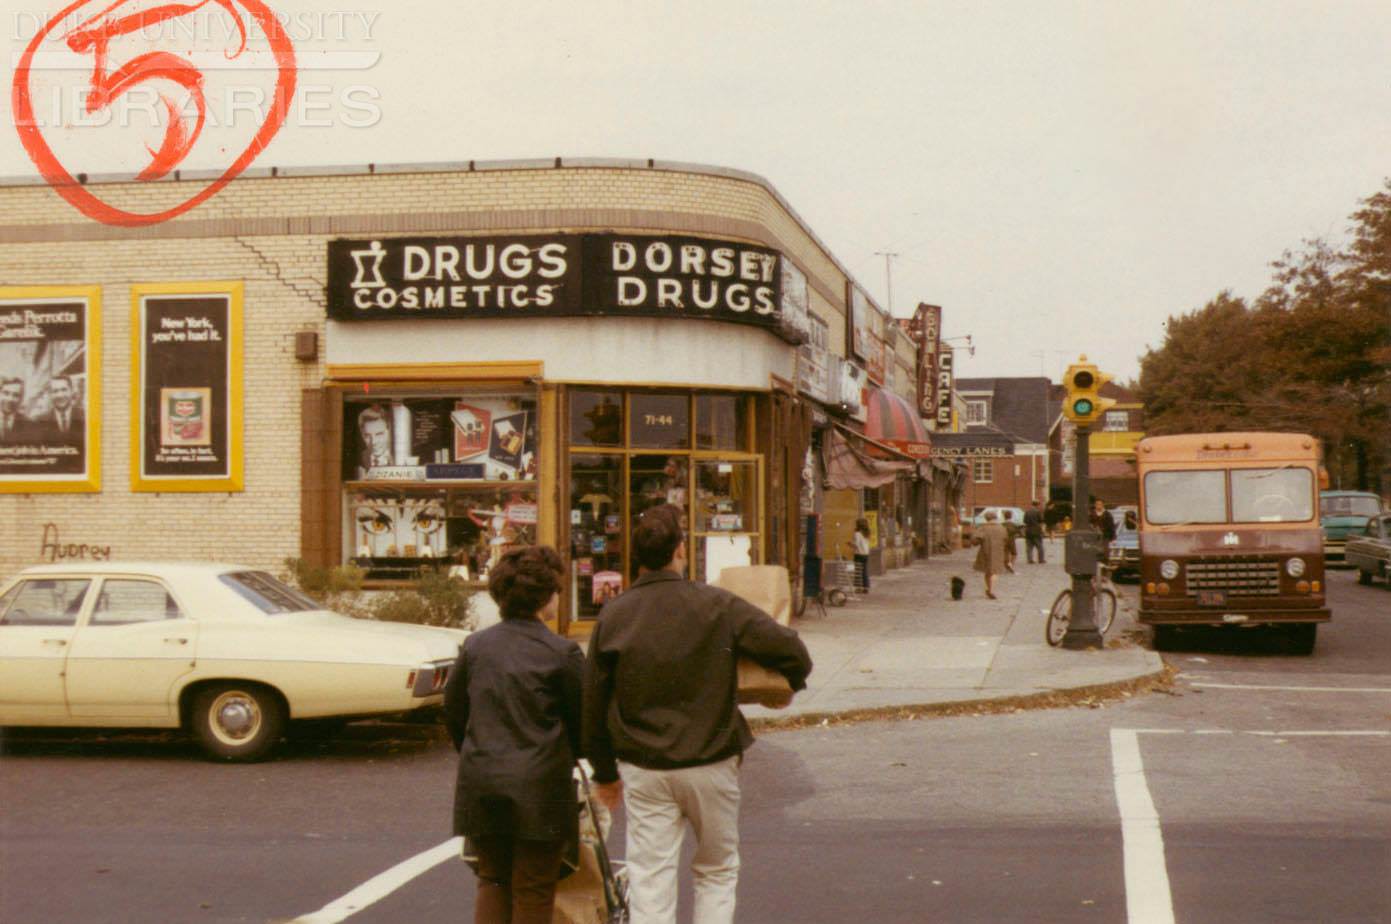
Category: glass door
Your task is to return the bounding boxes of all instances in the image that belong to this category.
[692,457,761,582]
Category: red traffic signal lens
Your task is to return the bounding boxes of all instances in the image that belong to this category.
[1072,371,1095,389]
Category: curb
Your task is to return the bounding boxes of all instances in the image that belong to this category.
[748,662,1178,732]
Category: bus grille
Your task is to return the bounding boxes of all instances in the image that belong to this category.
[1187,557,1281,596]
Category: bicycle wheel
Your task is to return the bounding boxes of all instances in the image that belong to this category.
[1046,589,1071,646]
[1094,588,1117,636]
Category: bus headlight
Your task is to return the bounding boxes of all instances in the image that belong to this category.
[1286,557,1306,577]
[1160,559,1180,580]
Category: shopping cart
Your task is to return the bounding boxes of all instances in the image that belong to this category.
[821,558,857,607]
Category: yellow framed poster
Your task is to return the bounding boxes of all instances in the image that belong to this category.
[130,282,244,492]
[0,285,102,493]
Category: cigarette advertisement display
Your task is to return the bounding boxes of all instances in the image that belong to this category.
[132,283,243,492]
[0,286,101,493]
[343,393,538,482]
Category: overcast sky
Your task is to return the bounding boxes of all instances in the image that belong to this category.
[4,0,1389,383]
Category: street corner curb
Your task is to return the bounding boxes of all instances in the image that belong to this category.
[748,662,1179,733]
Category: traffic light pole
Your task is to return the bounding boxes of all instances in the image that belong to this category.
[1063,424,1104,649]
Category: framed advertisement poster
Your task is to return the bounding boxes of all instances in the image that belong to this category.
[131,282,243,492]
[0,286,102,493]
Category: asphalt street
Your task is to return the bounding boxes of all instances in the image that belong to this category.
[1,570,1387,923]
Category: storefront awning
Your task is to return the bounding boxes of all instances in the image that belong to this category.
[865,387,932,459]
[823,426,916,490]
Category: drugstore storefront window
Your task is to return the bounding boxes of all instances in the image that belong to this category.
[566,388,762,621]
[341,390,538,583]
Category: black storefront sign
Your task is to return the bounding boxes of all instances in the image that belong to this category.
[139,295,232,480]
[327,234,789,340]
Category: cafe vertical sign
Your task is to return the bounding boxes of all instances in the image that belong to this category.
[131,283,243,492]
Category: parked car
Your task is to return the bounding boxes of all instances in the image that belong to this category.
[1107,519,1141,580]
[1320,490,1385,563]
[1346,513,1391,588]
[0,562,467,761]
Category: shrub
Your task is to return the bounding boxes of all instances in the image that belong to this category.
[281,558,474,629]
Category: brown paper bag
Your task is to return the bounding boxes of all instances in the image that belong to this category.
[714,565,796,709]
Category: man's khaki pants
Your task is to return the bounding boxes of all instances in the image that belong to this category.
[618,755,741,924]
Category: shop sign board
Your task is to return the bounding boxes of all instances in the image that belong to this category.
[930,445,1010,458]
[780,259,812,341]
[913,303,942,418]
[132,283,242,492]
[0,286,101,493]
[328,233,791,341]
[797,344,832,404]
[847,284,875,362]
[935,347,955,428]
[837,359,868,423]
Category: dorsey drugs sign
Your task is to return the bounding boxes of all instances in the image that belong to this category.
[327,233,789,340]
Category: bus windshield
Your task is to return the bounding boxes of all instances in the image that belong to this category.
[1145,467,1315,525]
[1144,471,1226,525]
[1231,468,1313,523]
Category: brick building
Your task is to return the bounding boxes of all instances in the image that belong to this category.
[932,377,1052,516]
[0,159,941,631]
[1049,380,1146,506]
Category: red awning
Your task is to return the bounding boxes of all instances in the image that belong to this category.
[865,388,932,458]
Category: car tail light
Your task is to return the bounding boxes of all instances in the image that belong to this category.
[405,670,417,690]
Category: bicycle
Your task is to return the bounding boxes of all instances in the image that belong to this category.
[1045,564,1118,646]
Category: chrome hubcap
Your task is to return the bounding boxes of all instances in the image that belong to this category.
[210,693,260,743]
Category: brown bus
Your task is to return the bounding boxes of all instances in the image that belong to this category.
[1136,432,1329,654]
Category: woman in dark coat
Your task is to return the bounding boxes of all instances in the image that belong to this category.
[444,545,583,924]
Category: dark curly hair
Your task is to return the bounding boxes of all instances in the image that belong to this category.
[634,503,684,571]
[488,545,564,621]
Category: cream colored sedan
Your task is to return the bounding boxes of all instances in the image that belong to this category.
[0,562,467,761]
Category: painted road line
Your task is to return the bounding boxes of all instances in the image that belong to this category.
[1110,729,1176,924]
[1188,682,1391,693]
[1246,730,1390,737]
[291,837,461,924]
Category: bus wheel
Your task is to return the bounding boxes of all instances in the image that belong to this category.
[1282,624,1317,656]
[1152,626,1180,652]
[1357,569,1373,586]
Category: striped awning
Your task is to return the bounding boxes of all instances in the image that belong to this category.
[865,388,932,459]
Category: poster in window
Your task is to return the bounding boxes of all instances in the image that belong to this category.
[132,284,242,491]
[343,394,536,482]
[489,411,528,473]
[0,286,102,493]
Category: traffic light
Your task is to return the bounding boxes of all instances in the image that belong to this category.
[1062,355,1115,427]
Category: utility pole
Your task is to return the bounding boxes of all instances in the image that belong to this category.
[874,251,899,313]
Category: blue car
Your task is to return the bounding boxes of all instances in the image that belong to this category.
[1320,490,1385,563]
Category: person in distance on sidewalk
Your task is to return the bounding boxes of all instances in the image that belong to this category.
[583,504,813,924]
[1001,510,1020,573]
[1024,500,1046,563]
[972,509,1008,599]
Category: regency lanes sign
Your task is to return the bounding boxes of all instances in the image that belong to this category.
[327,233,789,339]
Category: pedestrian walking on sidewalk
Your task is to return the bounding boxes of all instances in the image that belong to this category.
[851,518,872,593]
[583,503,813,924]
[443,546,583,924]
[1002,510,1020,573]
[972,509,1008,599]
[1024,501,1046,563]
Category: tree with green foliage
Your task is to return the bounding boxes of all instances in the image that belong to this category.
[1139,182,1391,492]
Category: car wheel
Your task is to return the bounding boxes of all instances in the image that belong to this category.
[1358,569,1373,586]
[191,683,286,762]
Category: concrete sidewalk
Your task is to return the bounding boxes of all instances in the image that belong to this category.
[745,536,1167,727]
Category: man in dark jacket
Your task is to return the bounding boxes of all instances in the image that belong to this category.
[583,504,812,924]
[1023,501,1046,563]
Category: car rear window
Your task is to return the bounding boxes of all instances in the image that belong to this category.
[219,571,321,614]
